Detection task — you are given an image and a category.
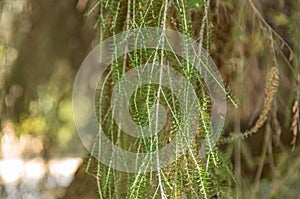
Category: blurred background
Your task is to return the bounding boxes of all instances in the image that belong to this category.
[0,0,97,198]
[0,0,299,198]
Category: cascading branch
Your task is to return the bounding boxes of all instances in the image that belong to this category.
[86,0,235,198]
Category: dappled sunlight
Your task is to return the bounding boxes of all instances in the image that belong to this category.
[0,121,82,198]
[23,158,46,181]
[48,158,82,187]
[0,159,23,184]
[0,0,90,198]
